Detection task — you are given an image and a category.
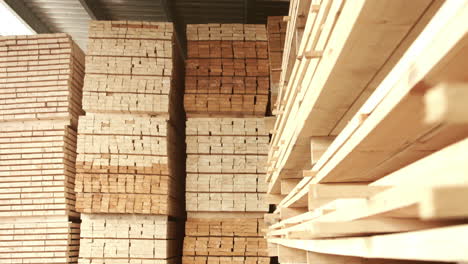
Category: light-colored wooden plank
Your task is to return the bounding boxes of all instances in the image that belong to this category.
[311,1,468,183]
[270,224,468,262]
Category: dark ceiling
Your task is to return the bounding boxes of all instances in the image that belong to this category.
[4,0,289,54]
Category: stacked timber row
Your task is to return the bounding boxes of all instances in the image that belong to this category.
[183,118,270,264]
[75,21,185,264]
[183,23,272,264]
[185,24,269,116]
[0,34,85,264]
[266,17,286,112]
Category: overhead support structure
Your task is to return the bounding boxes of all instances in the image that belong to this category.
[244,0,256,23]
[160,0,186,60]
[77,0,109,20]
[3,0,51,34]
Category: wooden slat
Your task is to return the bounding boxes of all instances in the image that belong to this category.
[267,0,437,194]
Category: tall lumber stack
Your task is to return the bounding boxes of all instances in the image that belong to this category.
[0,34,84,264]
[183,24,271,264]
[266,1,468,264]
[266,17,286,112]
[185,24,269,117]
[75,21,184,264]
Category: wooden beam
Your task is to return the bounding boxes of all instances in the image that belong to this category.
[268,0,434,193]
[77,0,109,20]
[3,0,51,33]
[264,213,281,226]
[285,217,450,239]
[277,177,311,210]
[270,224,468,262]
[281,179,302,195]
[312,137,468,222]
[312,1,468,183]
[266,194,286,205]
[307,252,363,264]
[280,207,308,220]
[330,0,445,135]
[278,245,307,263]
[308,184,388,210]
[310,136,335,166]
[420,185,468,220]
[270,211,322,231]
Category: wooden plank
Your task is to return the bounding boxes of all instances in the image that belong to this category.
[268,0,342,193]
[311,0,468,183]
[277,217,450,239]
[268,0,434,193]
[281,179,302,195]
[315,137,468,222]
[269,224,468,262]
[308,184,389,210]
[277,177,311,211]
[310,136,335,166]
[278,245,307,264]
[280,208,308,220]
[265,194,286,205]
[330,0,445,135]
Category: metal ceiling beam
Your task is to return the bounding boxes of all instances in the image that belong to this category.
[3,0,51,33]
[160,0,186,60]
[77,0,109,20]
[244,0,256,23]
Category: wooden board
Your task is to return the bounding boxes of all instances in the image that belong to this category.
[267,0,437,193]
[182,256,270,264]
[185,218,265,237]
[83,21,181,116]
[79,213,179,262]
[311,8,468,184]
[186,118,269,213]
[187,24,267,41]
[0,221,79,264]
[267,16,287,111]
[185,24,269,117]
[269,224,468,262]
[183,237,268,257]
[0,34,85,128]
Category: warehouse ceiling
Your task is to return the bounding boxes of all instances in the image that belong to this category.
[3,0,289,52]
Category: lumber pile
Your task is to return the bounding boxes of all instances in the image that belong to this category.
[82,21,182,117]
[0,34,85,264]
[183,118,270,264]
[75,21,184,264]
[75,114,181,216]
[183,216,270,264]
[266,0,445,194]
[266,16,287,111]
[79,214,180,264]
[266,1,468,263]
[185,118,269,212]
[0,33,84,126]
[185,24,269,116]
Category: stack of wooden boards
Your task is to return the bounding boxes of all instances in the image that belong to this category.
[75,21,184,264]
[183,216,270,264]
[266,0,452,193]
[79,214,180,264]
[183,117,271,264]
[185,118,269,212]
[266,1,468,263]
[183,24,273,264]
[266,17,286,111]
[0,34,85,264]
[185,24,269,116]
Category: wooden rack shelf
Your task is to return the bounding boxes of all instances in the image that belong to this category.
[265,0,468,263]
